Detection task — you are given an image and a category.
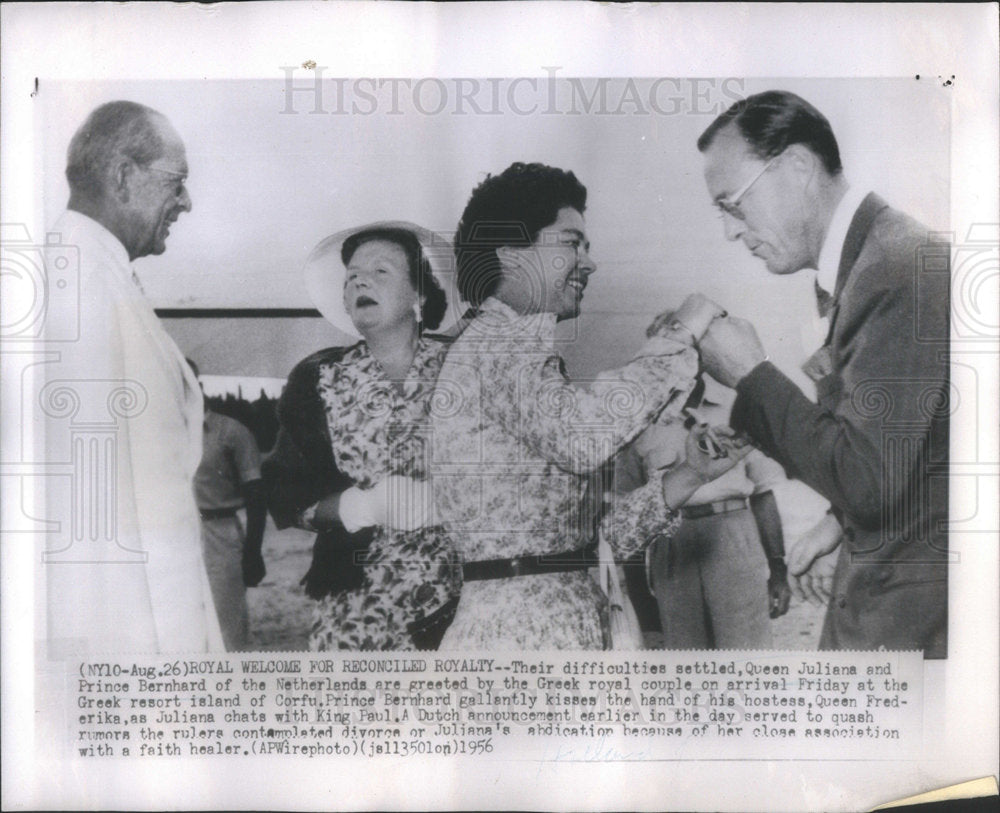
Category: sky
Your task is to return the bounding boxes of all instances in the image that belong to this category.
[41,76,950,383]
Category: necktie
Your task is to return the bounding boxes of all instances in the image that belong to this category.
[815,280,833,318]
[806,280,835,382]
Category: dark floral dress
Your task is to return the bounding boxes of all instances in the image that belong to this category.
[263,338,461,650]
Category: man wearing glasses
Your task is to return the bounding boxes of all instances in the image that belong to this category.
[693,91,950,658]
[45,101,223,655]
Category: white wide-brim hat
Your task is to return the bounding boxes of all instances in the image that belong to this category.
[303,220,456,339]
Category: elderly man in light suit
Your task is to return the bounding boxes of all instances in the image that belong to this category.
[693,91,949,658]
[45,101,223,655]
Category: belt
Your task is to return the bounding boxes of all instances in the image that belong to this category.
[407,596,460,650]
[463,548,595,582]
[681,497,748,520]
[199,506,241,520]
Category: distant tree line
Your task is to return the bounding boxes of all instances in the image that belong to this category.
[206,389,281,453]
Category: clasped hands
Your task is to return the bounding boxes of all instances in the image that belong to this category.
[636,293,762,493]
[648,293,769,389]
[649,423,753,513]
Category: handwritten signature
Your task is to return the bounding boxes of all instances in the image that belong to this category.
[536,736,648,776]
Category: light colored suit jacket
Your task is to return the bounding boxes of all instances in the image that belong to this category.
[43,210,223,655]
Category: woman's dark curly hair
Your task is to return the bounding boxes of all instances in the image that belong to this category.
[341,227,447,330]
[454,162,587,306]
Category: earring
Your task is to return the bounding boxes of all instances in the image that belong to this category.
[412,300,423,322]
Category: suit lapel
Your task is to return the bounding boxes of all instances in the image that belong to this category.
[822,193,890,349]
[833,192,889,302]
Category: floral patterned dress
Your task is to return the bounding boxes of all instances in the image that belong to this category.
[430,297,698,649]
[264,338,461,651]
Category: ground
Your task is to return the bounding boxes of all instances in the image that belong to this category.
[247,521,315,651]
[247,521,825,652]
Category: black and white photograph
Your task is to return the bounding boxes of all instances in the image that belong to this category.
[2,3,997,811]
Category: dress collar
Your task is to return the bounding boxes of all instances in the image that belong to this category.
[475,296,557,342]
[341,335,440,385]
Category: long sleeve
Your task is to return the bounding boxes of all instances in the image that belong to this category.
[731,229,949,532]
[261,347,373,599]
[732,362,883,527]
[479,330,699,475]
[262,348,356,529]
[601,476,682,560]
[431,302,698,563]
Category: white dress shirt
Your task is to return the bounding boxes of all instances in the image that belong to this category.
[802,184,871,356]
[816,183,870,297]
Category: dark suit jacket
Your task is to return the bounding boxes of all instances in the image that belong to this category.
[261,344,375,599]
[731,193,950,658]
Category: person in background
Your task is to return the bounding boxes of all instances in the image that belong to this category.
[263,222,461,651]
[45,100,222,654]
[187,359,267,651]
[617,315,791,648]
[696,90,949,657]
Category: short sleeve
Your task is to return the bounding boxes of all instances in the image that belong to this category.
[227,420,263,483]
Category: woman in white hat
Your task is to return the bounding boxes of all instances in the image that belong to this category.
[263,223,462,650]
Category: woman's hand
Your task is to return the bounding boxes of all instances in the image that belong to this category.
[646,294,727,345]
[684,423,752,481]
[338,476,434,533]
[674,294,728,342]
[660,424,751,511]
[380,476,434,531]
[632,424,682,481]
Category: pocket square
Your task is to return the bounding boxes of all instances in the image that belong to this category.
[802,346,833,382]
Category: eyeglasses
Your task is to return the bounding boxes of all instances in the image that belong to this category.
[145,163,186,179]
[714,154,780,220]
[144,164,188,196]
